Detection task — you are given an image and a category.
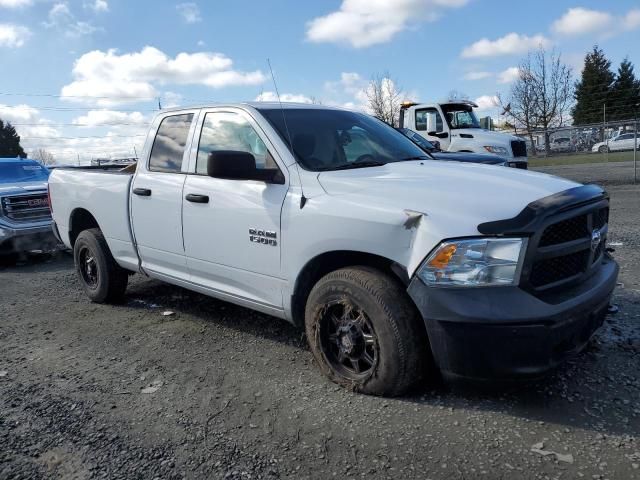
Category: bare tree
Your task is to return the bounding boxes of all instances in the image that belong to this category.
[500,48,573,156]
[365,72,405,127]
[499,55,540,156]
[31,148,56,165]
[531,49,573,155]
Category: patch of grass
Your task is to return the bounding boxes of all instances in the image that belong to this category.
[529,151,637,167]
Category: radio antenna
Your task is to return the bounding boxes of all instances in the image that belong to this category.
[267,59,294,151]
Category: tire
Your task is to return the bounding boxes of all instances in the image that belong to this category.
[73,228,128,303]
[305,266,429,396]
[598,145,609,153]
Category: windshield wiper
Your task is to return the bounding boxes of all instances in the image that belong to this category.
[322,160,387,171]
[398,156,430,161]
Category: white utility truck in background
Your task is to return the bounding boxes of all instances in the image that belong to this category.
[400,100,529,169]
[49,103,617,396]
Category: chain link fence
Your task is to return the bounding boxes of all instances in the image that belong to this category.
[504,117,639,185]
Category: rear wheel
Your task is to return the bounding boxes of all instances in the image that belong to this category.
[305,266,429,396]
[73,228,128,303]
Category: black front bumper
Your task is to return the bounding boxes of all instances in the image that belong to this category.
[408,255,618,382]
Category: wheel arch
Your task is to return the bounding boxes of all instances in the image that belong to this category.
[290,250,410,329]
[69,208,101,247]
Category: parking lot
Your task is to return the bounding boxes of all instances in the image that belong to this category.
[1,163,639,480]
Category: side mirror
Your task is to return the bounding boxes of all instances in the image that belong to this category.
[207,151,284,184]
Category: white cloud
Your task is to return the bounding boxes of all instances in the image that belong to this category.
[324,72,365,94]
[0,104,40,123]
[85,0,108,13]
[306,0,469,48]
[461,33,550,58]
[176,3,201,23]
[72,110,147,127]
[44,3,99,37]
[463,71,492,81]
[474,95,499,111]
[623,9,640,30]
[0,0,31,7]
[497,67,519,84]
[162,91,183,108]
[254,91,314,103]
[552,7,640,37]
[61,46,266,106]
[0,23,30,47]
[552,8,612,36]
[0,104,64,153]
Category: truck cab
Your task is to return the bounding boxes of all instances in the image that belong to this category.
[400,100,528,169]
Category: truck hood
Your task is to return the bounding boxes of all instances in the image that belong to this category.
[0,180,48,196]
[316,160,579,229]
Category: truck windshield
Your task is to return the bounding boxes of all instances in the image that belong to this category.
[258,108,429,171]
[0,162,49,183]
[441,104,481,129]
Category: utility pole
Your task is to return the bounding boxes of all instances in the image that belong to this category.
[603,103,608,162]
[634,103,638,185]
[133,145,138,160]
[77,153,80,166]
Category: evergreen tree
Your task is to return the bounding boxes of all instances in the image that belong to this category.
[572,46,615,125]
[0,119,26,158]
[609,58,640,121]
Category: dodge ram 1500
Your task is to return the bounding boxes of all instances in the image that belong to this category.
[49,103,619,396]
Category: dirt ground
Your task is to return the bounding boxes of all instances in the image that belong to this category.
[1,165,639,480]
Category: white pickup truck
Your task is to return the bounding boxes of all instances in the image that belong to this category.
[49,103,618,396]
[399,100,529,169]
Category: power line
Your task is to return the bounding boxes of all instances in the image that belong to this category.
[0,92,158,101]
[10,122,150,127]
[21,134,146,139]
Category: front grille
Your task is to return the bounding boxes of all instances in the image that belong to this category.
[593,207,609,229]
[530,250,589,287]
[1,193,51,222]
[511,140,527,158]
[527,205,609,290]
[539,214,589,247]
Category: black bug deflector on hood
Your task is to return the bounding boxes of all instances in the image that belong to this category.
[477,184,608,236]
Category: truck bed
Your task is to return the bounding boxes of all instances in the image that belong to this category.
[48,168,139,271]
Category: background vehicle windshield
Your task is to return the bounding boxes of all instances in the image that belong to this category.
[0,162,49,183]
[258,108,428,171]
[442,104,481,129]
[396,128,437,153]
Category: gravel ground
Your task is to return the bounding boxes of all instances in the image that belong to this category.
[1,168,639,479]
[533,161,640,187]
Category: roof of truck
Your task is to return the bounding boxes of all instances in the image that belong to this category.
[0,157,39,164]
[159,102,344,113]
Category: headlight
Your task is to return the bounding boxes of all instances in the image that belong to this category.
[417,237,526,287]
[483,145,508,155]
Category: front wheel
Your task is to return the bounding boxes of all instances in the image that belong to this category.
[305,267,429,396]
[598,145,609,153]
[73,228,128,303]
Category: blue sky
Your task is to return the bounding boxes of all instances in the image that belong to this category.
[1,0,639,162]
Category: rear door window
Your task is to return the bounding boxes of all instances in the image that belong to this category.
[149,114,194,173]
